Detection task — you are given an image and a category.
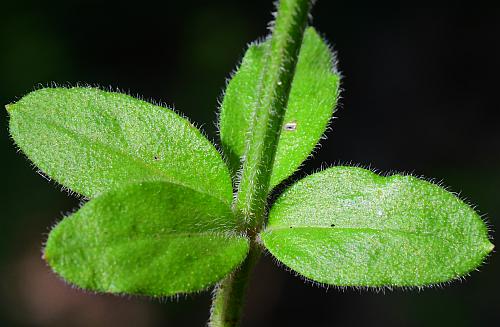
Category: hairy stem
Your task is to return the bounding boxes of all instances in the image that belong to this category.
[235,0,312,230]
[209,245,261,327]
[209,0,312,326]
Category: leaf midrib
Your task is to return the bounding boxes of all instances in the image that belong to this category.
[264,225,442,238]
[52,230,247,253]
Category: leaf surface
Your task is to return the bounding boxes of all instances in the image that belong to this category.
[219,27,340,187]
[44,182,249,296]
[8,87,232,203]
[261,166,493,286]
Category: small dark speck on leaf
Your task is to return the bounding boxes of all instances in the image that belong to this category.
[284,121,297,131]
[330,224,335,227]
[154,156,159,161]
[289,226,293,228]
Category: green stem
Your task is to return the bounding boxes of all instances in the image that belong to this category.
[208,245,261,327]
[209,0,312,326]
[235,0,312,230]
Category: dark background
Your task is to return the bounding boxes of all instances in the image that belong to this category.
[1,0,499,326]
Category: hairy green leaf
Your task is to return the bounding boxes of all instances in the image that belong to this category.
[44,181,249,297]
[261,166,493,287]
[8,87,232,203]
[219,27,340,187]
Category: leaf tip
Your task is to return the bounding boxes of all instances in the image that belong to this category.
[5,103,14,113]
[486,240,495,253]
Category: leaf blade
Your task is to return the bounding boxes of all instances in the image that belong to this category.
[44,181,249,296]
[219,27,340,186]
[8,87,233,203]
[261,166,493,286]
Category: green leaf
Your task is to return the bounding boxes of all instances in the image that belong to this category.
[44,181,249,297]
[219,27,340,187]
[261,166,494,287]
[7,87,232,203]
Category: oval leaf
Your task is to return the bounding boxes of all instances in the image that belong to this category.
[261,166,493,287]
[8,87,233,203]
[44,182,249,296]
[219,27,340,187]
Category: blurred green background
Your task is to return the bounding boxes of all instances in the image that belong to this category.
[1,0,499,326]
